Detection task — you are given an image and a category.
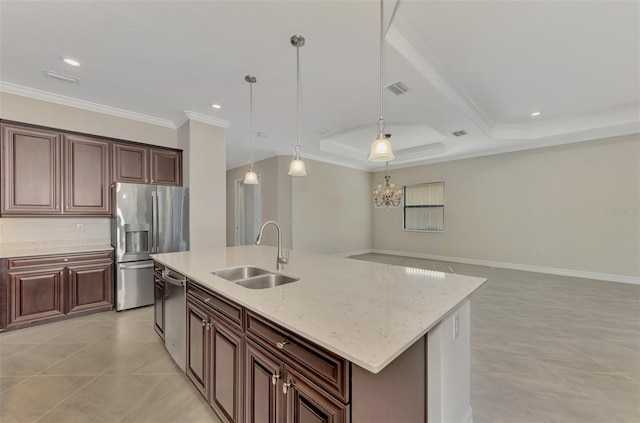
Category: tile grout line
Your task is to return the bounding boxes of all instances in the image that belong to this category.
[32,373,101,423]
[116,374,167,423]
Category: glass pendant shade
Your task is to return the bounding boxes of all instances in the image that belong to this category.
[368,132,395,162]
[288,155,307,176]
[243,169,259,184]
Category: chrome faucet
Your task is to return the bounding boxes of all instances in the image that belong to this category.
[255,221,289,271]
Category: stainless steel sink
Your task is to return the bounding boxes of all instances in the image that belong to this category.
[212,266,299,289]
[237,273,299,289]
[213,266,270,282]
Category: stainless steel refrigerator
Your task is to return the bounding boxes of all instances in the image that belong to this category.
[111,182,189,311]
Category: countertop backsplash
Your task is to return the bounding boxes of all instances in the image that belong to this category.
[0,217,111,257]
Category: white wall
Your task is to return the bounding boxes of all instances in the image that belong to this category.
[292,158,372,255]
[373,134,640,279]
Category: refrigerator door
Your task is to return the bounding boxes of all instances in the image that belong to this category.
[155,186,189,254]
[116,260,155,311]
[113,183,155,262]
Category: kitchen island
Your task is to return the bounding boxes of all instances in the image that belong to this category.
[152,245,486,423]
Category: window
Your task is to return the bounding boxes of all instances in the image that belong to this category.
[403,182,444,231]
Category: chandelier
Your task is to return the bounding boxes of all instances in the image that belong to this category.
[373,160,403,208]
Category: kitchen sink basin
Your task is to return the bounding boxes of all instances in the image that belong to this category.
[237,273,299,289]
[213,266,270,282]
[212,266,299,289]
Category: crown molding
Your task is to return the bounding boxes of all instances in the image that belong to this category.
[0,81,176,128]
[181,111,231,129]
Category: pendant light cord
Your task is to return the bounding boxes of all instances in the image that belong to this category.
[249,78,254,166]
[378,0,385,132]
[296,43,301,154]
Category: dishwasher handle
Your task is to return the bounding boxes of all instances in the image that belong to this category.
[162,269,186,287]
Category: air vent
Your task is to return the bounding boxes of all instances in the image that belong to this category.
[43,69,79,84]
[386,81,409,96]
[452,130,468,137]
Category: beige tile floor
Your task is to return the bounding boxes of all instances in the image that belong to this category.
[352,253,640,423]
[1,254,638,422]
[0,307,221,423]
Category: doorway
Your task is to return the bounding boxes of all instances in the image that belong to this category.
[235,180,261,246]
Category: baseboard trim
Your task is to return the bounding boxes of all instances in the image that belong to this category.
[461,406,473,423]
[331,249,374,258]
[369,249,640,285]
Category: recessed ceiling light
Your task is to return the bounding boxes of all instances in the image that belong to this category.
[61,56,81,67]
[211,104,222,109]
[531,111,542,117]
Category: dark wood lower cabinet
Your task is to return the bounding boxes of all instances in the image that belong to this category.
[7,267,66,325]
[245,339,283,423]
[284,366,349,423]
[210,319,243,423]
[2,251,114,330]
[67,261,113,315]
[154,276,165,341]
[186,299,208,396]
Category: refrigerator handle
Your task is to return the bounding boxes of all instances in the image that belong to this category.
[152,191,159,253]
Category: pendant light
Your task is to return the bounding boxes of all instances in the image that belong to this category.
[373,136,403,208]
[288,35,307,176]
[243,75,259,184]
[368,0,395,162]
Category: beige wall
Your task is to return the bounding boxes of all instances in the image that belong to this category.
[292,158,372,255]
[227,156,288,248]
[184,120,226,250]
[372,134,640,278]
[0,92,176,148]
[227,156,372,255]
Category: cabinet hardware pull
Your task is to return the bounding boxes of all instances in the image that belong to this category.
[283,382,291,395]
[271,373,280,385]
[276,341,289,349]
[201,319,206,327]
[206,322,211,330]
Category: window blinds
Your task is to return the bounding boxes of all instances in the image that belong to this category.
[403,182,444,231]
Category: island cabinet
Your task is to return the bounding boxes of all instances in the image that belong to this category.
[0,250,114,329]
[153,264,165,340]
[113,143,182,186]
[186,282,244,423]
[181,278,431,423]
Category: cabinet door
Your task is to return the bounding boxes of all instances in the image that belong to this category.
[112,143,149,184]
[63,134,111,214]
[150,148,181,186]
[7,267,66,326]
[1,123,61,214]
[187,299,209,397]
[284,366,349,423]
[245,339,283,423]
[210,319,243,423]
[154,276,165,340]
[66,261,113,315]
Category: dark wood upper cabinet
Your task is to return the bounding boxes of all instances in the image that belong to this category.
[112,143,149,184]
[1,123,61,215]
[150,148,181,186]
[63,134,111,215]
[113,144,182,186]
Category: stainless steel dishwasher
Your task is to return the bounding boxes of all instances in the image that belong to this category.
[161,267,186,372]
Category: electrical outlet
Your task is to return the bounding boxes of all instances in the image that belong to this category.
[76,223,84,232]
[453,314,460,340]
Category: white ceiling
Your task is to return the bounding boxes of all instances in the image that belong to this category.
[1,0,638,172]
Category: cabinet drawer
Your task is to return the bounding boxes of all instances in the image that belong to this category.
[246,311,349,403]
[8,251,113,270]
[187,282,243,331]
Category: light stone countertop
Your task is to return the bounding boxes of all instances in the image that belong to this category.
[152,245,486,374]
[0,243,113,258]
